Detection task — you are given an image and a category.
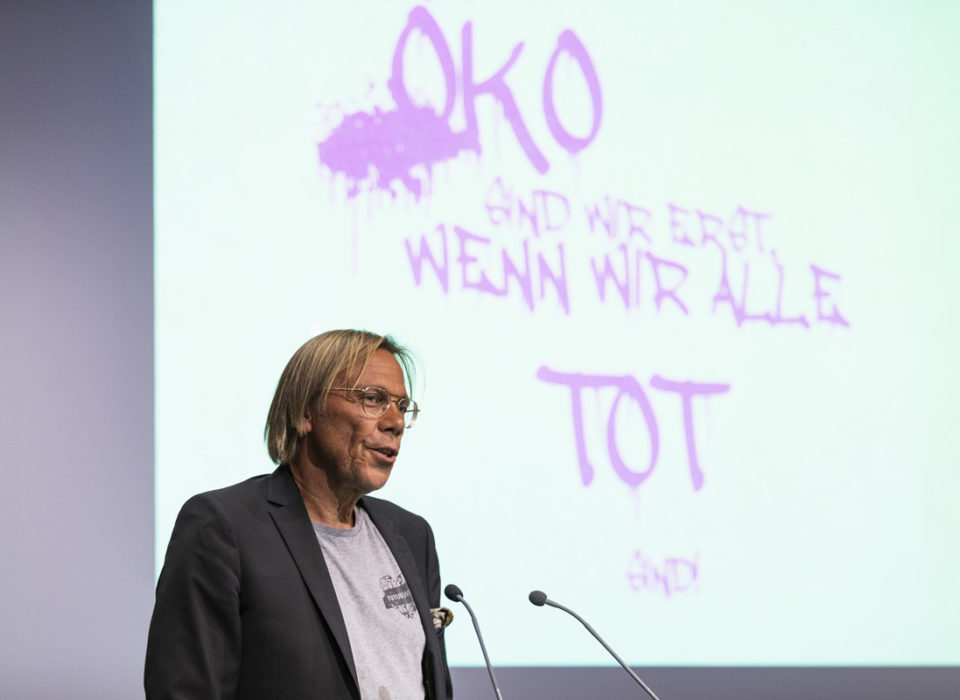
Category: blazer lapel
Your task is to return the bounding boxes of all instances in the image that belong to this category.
[266,467,360,692]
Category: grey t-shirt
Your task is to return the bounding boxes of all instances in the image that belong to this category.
[313,508,427,700]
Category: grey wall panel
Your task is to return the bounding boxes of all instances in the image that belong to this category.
[0,1,154,698]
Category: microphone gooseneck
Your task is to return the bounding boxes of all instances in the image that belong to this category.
[527,590,662,700]
[445,583,503,700]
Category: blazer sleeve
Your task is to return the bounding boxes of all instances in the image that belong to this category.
[424,521,454,700]
[145,493,242,700]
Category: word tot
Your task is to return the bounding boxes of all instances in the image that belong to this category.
[537,367,730,490]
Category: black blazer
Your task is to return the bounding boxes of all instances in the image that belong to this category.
[145,465,453,700]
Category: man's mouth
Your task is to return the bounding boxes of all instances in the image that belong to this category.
[369,445,399,461]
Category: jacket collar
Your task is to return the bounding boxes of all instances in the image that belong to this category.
[266,466,360,694]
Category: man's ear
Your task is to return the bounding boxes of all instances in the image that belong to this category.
[298,412,313,435]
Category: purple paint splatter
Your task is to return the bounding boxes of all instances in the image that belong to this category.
[317,6,476,200]
[317,105,471,200]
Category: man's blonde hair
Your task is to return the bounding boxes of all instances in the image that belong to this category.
[264,330,415,465]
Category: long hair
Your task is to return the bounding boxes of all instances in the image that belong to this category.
[264,330,415,465]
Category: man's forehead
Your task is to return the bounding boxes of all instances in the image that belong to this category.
[343,350,406,390]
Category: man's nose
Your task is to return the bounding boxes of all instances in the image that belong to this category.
[379,401,405,433]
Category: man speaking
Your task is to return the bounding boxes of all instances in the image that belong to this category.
[146,330,453,700]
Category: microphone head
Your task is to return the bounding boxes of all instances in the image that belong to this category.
[528,590,548,606]
[444,583,464,602]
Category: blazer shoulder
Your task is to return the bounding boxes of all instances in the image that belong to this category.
[197,472,272,502]
[175,471,279,525]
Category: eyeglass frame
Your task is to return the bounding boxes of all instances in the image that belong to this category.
[328,386,420,428]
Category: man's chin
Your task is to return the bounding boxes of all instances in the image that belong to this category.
[359,463,393,493]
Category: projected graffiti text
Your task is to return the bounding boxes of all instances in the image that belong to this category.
[317,5,603,198]
[404,223,570,312]
[536,367,730,491]
[627,550,700,598]
[404,179,851,328]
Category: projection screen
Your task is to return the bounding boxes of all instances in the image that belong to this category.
[155,0,960,668]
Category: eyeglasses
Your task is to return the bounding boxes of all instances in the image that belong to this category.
[329,386,420,428]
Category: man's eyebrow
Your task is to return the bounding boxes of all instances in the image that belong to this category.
[364,385,409,399]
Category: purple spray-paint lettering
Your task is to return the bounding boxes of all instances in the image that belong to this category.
[669,203,695,247]
[536,367,730,490]
[667,201,842,328]
[404,223,450,293]
[404,223,570,313]
[585,196,652,243]
[484,177,571,238]
[697,208,724,250]
[646,252,690,315]
[542,29,603,154]
[590,243,633,307]
[648,375,729,490]
[606,374,660,488]
[810,264,850,327]
[460,18,548,173]
[589,243,690,314]
[627,550,699,598]
[389,6,456,121]
[316,6,603,198]
[721,206,770,253]
[710,248,851,328]
[669,203,770,254]
[711,248,777,326]
[669,203,727,249]
[772,250,809,328]
[453,226,505,298]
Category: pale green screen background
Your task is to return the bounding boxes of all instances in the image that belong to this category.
[155,0,960,666]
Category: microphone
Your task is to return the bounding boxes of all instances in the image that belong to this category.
[445,584,504,700]
[528,590,662,700]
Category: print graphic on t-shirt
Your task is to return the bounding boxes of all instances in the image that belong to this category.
[380,573,417,619]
